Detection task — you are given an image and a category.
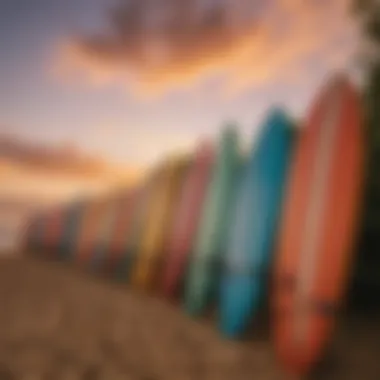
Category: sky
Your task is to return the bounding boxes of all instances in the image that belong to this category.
[0,0,359,206]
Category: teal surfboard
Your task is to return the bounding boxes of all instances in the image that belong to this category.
[184,125,241,315]
[219,108,295,337]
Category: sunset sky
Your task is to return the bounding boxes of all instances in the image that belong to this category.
[0,0,359,205]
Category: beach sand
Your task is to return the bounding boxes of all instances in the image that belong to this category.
[0,255,378,380]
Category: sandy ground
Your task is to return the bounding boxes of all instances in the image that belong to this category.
[0,255,378,380]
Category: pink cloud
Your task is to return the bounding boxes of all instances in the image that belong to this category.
[53,0,358,96]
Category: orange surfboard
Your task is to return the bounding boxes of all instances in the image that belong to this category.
[272,73,364,376]
[132,156,188,291]
[116,166,167,280]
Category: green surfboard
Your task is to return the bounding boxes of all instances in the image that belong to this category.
[184,125,241,316]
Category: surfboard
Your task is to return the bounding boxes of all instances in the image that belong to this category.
[105,189,139,275]
[116,165,165,280]
[59,199,87,260]
[21,215,34,253]
[219,109,295,338]
[23,212,43,254]
[75,197,108,266]
[33,211,48,253]
[162,141,214,299]
[90,194,122,271]
[272,74,364,376]
[132,157,188,291]
[184,125,241,315]
[44,205,64,254]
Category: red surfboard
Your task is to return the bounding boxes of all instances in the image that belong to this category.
[104,188,138,274]
[161,141,214,298]
[75,197,108,266]
[44,205,64,255]
[272,73,364,376]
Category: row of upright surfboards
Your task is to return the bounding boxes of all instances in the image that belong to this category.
[23,73,364,377]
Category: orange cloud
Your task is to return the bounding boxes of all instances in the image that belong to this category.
[54,0,357,96]
[0,132,140,179]
[0,133,142,203]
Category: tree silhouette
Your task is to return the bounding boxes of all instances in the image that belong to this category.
[350,0,380,310]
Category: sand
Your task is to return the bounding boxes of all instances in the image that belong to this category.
[0,255,378,380]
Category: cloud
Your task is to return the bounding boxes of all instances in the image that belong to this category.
[0,157,139,206]
[54,0,358,96]
[0,132,124,178]
[0,135,143,250]
[54,0,259,94]
[0,133,142,202]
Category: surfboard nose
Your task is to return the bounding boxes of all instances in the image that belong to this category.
[323,71,352,98]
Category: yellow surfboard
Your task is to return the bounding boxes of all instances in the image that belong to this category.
[132,156,188,291]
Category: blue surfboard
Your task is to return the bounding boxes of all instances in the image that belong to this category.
[219,108,295,337]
